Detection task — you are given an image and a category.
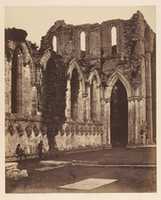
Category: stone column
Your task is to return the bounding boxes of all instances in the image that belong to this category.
[65,79,71,121]
[103,98,111,147]
[78,80,83,122]
[139,97,146,144]
[145,52,153,144]
[134,98,140,144]
[5,60,12,113]
[127,99,132,144]
[86,84,91,122]
[82,92,87,122]
[97,86,101,122]
[140,56,148,144]
[127,99,136,146]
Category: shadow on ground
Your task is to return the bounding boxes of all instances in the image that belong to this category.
[6,147,156,193]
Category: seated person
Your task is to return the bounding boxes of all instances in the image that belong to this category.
[15,144,26,160]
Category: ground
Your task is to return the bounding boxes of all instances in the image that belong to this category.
[6,147,156,193]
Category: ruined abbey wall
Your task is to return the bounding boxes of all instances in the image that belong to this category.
[5,11,156,158]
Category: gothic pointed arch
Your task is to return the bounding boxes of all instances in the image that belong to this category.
[67,59,85,121]
[88,70,101,122]
[11,45,23,113]
[88,69,101,86]
[67,59,85,92]
[105,71,132,99]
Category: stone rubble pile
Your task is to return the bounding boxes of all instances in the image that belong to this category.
[6,162,28,180]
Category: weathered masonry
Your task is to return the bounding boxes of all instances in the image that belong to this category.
[5,11,156,157]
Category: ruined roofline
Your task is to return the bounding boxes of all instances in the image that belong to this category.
[45,10,154,33]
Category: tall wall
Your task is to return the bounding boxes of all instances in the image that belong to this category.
[5,11,156,157]
[5,28,49,157]
[40,10,156,148]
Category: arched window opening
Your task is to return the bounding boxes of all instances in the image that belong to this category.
[91,76,98,121]
[11,50,19,113]
[71,69,80,120]
[80,31,86,51]
[111,26,117,55]
[52,35,57,52]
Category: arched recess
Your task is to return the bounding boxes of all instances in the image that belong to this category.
[88,70,102,122]
[104,71,133,147]
[11,47,23,113]
[110,80,128,146]
[66,59,85,121]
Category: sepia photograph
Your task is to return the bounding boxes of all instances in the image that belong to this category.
[4,5,156,194]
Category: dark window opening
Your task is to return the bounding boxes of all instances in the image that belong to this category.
[11,51,18,113]
[112,45,117,56]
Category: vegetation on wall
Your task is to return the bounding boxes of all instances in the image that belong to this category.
[41,51,67,151]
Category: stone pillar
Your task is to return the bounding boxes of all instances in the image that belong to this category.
[86,84,91,122]
[97,86,101,122]
[65,79,71,121]
[127,99,136,146]
[78,80,84,122]
[141,56,147,131]
[103,98,111,147]
[127,100,133,144]
[145,52,153,144]
[82,92,87,122]
[134,98,140,144]
[5,60,12,113]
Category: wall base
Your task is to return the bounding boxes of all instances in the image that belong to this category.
[126,144,156,149]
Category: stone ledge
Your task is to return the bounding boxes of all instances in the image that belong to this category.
[6,146,106,161]
[126,144,156,148]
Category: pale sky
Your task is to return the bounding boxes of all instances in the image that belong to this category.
[5,6,156,47]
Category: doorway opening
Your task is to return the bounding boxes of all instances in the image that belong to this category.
[110,80,128,147]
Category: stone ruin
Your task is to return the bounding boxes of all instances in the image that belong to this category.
[5,11,156,159]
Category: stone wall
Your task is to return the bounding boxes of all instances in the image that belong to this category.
[5,29,36,115]
[5,11,156,158]
[56,122,104,151]
[5,114,49,157]
[5,114,104,157]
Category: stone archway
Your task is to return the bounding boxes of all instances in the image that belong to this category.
[65,59,85,122]
[110,80,128,147]
[88,69,102,122]
[103,71,133,147]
